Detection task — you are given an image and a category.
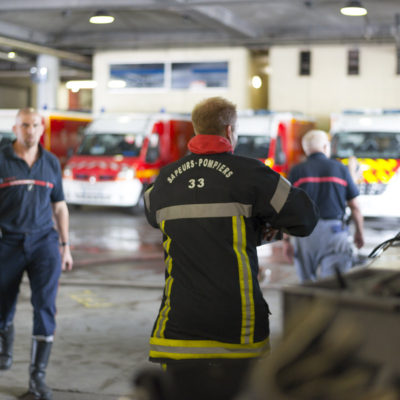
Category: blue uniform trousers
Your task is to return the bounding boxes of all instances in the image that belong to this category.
[0,228,61,337]
[293,219,353,283]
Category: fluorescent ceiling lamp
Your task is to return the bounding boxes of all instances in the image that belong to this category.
[108,79,127,89]
[340,1,367,16]
[251,75,262,89]
[89,10,115,24]
[66,80,97,92]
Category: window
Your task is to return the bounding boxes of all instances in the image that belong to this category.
[171,62,228,89]
[109,63,165,88]
[274,136,286,165]
[108,61,228,90]
[77,134,144,157]
[145,134,160,163]
[347,49,360,75]
[299,51,311,76]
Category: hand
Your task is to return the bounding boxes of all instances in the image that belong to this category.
[262,226,280,242]
[354,231,364,249]
[61,246,73,271]
[282,240,294,264]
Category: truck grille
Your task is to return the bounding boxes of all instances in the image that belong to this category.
[99,175,114,181]
[75,174,89,180]
[73,174,115,181]
[358,182,387,195]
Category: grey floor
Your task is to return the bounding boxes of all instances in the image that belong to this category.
[0,209,396,399]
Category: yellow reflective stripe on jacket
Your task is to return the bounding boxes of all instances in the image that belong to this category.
[149,337,270,360]
[232,216,255,345]
[154,220,173,338]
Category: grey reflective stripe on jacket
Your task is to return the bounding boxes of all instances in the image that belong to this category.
[270,175,291,213]
[156,202,252,223]
[149,174,291,224]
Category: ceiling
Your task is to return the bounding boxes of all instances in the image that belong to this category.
[0,0,400,80]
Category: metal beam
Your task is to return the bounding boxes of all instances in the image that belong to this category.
[186,5,259,38]
[0,20,48,44]
[0,36,90,65]
[0,0,270,11]
[53,26,396,49]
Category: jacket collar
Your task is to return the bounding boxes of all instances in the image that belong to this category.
[188,134,233,155]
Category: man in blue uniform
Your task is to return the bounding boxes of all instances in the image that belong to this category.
[143,97,319,400]
[283,129,364,282]
[0,108,73,400]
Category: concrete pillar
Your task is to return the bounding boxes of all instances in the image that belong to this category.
[36,54,60,110]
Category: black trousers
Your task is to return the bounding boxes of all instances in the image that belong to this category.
[135,358,253,400]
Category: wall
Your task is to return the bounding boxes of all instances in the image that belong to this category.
[93,47,252,114]
[0,85,30,109]
[269,44,400,129]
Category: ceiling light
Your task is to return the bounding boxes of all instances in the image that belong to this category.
[340,1,367,16]
[7,51,16,59]
[89,10,115,24]
[251,75,262,89]
[66,80,98,92]
[108,80,127,89]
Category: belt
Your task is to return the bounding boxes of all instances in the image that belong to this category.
[0,227,50,238]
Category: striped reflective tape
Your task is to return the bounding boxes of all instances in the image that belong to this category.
[0,179,54,189]
[232,215,255,344]
[144,186,153,212]
[156,202,252,224]
[293,176,348,188]
[270,174,291,213]
[149,337,270,359]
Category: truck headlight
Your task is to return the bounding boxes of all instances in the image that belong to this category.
[117,167,135,180]
[63,166,72,179]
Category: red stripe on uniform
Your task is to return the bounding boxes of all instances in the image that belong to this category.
[293,176,348,187]
[0,179,54,189]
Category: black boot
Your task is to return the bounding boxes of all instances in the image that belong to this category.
[0,324,14,370]
[28,339,53,400]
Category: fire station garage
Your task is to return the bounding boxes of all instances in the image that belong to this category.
[0,1,399,399]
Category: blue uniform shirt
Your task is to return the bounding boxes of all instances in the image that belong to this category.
[0,143,64,233]
[288,152,359,220]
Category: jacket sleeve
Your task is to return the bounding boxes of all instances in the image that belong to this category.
[274,183,320,237]
[144,184,158,228]
[255,170,319,237]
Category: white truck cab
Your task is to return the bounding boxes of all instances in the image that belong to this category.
[330,109,400,218]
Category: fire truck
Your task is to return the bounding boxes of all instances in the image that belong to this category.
[0,109,92,167]
[330,110,400,218]
[234,111,315,176]
[62,113,194,212]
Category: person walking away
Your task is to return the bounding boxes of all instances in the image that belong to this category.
[143,97,319,400]
[0,108,73,400]
[283,129,364,283]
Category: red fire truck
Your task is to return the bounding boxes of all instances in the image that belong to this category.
[234,111,315,176]
[0,109,92,167]
[62,113,194,212]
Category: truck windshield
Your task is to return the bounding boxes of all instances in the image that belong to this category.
[234,135,270,159]
[0,131,15,147]
[77,133,144,157]
[331,131,400,159]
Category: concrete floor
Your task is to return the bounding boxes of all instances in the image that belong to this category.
[1,209,397,400]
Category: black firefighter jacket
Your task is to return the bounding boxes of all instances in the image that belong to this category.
[144,134,319,364]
